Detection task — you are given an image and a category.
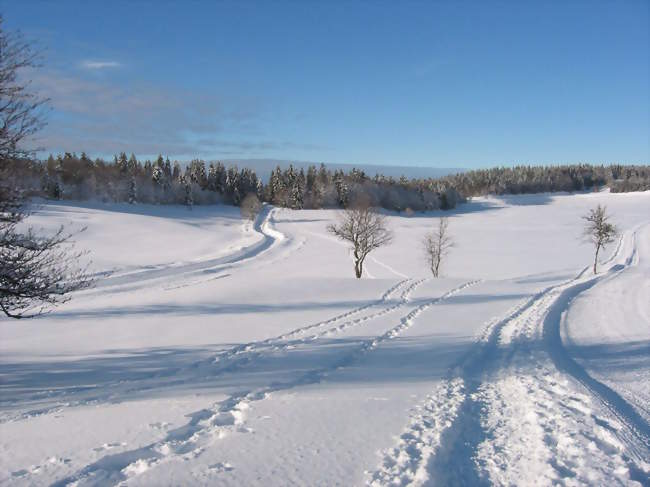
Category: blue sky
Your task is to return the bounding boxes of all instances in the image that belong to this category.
[3,0,649,168]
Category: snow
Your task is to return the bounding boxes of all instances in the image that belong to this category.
[1,190,649,486]
[563,225,650,427]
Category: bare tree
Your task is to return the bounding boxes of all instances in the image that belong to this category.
[423,217,453,277]
[583,204,617,274]
[0,17,48,161]
[327,203,392,278]
[240,193,262,221]
[0,18,91,318]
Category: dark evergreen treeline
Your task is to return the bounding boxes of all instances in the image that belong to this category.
[434,164,650,196]
[8,152,262,207]
[4,153,649,212]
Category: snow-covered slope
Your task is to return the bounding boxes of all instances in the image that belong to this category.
[1,191,648,486]
[563,224,650,427]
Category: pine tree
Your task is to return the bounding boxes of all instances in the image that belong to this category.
[269,166,284,204]
[127,153,138,174]
[184,180,193,208]
[164,158,173,180]
[117,152,128,174]
[306,165,317,192]
[289,168,305,209]
[128,175,137,204]
[334,171,349,207]
[188,159,207,189]
[214,162,226,194]
[256,179,264,200]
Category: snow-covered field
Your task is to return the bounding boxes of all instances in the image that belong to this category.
[1,191,649,486]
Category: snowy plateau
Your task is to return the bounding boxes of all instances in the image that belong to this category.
[1,190,649,486]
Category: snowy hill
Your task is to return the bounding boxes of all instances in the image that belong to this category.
[1,191,649,486]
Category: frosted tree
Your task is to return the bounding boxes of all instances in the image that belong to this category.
[256,179,264,200]
[334,171,349,207]
[327,203,392,278]
[289,169,305,209]
[240,193,262,221]
[117,152,128,174]
[152,163,164,186]
[127,153,138,174]
[269,166,285,205]
[207,163,218,192]
[170,160,179,181]
[423,217,453,277]
[184,179,193,208]
[207,162,226,194]
[188,159,207,189]
[128,175,137,204]
[306,165,317,193]
[583,204,617,274]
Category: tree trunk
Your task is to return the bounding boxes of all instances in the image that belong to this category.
[355,259,362,278]
[593,243,600,274]
[354,248,362,278]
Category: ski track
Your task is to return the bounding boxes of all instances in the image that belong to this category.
[7,206,648,485]
[79,205,287,295]
[45,279,481,487]
[369,255,409,279]
[1,278,414,423]
[368,225,650,487]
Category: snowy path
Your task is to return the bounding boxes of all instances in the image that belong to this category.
[2,193,650,486]
[47,280,482,486]
[84,205,290,294]
[562,225,650,428]
[369,226,650,486]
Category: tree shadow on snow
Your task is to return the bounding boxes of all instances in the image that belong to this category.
[44,298,398,319]
[29,199,245,222]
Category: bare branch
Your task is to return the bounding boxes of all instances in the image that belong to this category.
[0,18,91,318]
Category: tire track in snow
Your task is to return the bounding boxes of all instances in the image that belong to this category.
[368,226,648,486]
[50,280,481,487]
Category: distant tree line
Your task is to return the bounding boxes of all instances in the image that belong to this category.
[4,154,649,212]
[434,164,650,196]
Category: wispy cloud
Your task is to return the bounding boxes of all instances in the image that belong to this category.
[24,69,326,159]
[80,60,122,70]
